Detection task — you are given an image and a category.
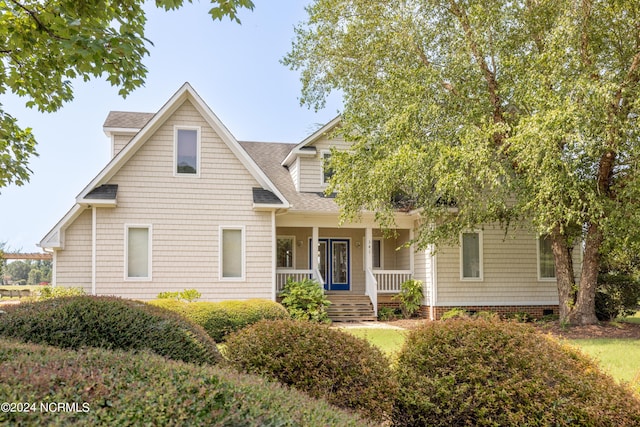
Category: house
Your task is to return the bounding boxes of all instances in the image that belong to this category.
[39,83,576,320]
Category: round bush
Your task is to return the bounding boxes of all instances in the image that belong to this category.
[223,319,397,423]
[149,298,290,341]
[0,296,220,365]
[393,318,640,426]
[0,338,375,426]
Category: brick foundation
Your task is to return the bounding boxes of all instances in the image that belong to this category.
[428,305,559,320]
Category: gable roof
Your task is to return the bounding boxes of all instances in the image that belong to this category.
[40,83,289,249]
[240,141,340,213]
[103,111,155,132]
[281,115,341,167]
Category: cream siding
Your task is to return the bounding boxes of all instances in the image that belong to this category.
[55,209,92,292]
[435,225,563,306]
[57,100,274,301]
[298,137,351,192]
[112,133,136,158]
[289,157,300,191]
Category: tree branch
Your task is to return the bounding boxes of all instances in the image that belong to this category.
[9,0,68,41]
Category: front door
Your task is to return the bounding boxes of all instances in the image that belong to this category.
[310,238,350,291]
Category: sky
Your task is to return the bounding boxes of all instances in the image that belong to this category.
[0,0,341,253]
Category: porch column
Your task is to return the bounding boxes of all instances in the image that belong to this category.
[311,226,319,274]
[409,228,415,274]
[365,227,373,271]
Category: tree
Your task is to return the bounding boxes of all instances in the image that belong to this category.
[284,0,640,325]
[6,260,31,284]
[0,0,254,189]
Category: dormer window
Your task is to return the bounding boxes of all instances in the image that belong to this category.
[322,150,334,185]
[175,126,200,176]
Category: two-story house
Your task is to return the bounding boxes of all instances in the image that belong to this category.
[39,83,574,320]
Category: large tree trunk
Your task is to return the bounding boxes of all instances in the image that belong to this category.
[569,223,601,325]
[551,223,601,325]
[550,226,576,323]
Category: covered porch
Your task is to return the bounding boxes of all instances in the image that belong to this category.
[274,219,416,317]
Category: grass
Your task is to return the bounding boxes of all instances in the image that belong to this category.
[342,328,407,358]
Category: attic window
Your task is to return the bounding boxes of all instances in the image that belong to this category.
[175,127,200,176]
[321,151,334,185]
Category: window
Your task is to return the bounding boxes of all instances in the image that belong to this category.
[321,151,334,185]
[538,235,556,280]
[461,231,482,280]
[221,227,244,279]
[372,238,382,269]
[126,226,151,280]
[277,237,295,268]
[175,127,199,175]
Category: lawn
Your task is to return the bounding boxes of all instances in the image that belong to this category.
[344,322,640,388]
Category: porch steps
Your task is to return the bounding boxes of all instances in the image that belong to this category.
[325,294,376,322]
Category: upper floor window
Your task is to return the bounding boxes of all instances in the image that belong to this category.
[321,151,334,185]
[538,235,556,280]
[461,231,483,280]
[175,127,200,176]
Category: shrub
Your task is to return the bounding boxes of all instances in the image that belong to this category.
[378,306,399,321]
[392,279,423,318]
[440,307,470,320]
[393,318,640,426]
[596,271,640,320]
[149,298,290,342]
[0,296,220,365]
[37,285,86,300]
[279,278,331,322]
[224,319,397,423]
[156,288,202,302]
[0,339,374,426]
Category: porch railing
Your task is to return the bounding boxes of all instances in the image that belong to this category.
[365,268,378,317]
[275,269,325,294]
[374,270,413,293]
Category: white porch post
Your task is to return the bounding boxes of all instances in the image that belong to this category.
[271,210,277,301]
[312,226,319,274]
[409,228,415,274]
[365,227,373,271]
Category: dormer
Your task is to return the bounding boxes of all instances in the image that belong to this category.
[282,116,347,192]
[103,111,155,158]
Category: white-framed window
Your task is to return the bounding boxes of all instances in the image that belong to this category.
[372,238,383,269]
[125,225,152,280]
[220,226,245,280]
[460,231,483,280]
[321,150,334,185]
[174,126,200,176]
[537,235,556,280]
[277,236,295,269]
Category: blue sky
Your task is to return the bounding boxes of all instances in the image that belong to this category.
[0,1,341,253]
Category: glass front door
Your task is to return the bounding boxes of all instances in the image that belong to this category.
[310,238,350,291]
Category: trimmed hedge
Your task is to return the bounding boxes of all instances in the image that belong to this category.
[393,318,640,426]
[149,298,290,341]
[0,296,220,365]
[0,338,375,426]
[223,319,397,423]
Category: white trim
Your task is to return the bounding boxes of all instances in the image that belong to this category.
[371,237,383,270]
[219,226,246,281]
[276,235,296,269]
[174,125,201,177]
[460,230,483,281]
[537,235,556,281]
[91,207,97,295]
[124,224,152,281]
[271,212,277,301]
[430,246,437,320]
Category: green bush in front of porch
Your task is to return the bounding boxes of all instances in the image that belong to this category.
[280,278,331,323]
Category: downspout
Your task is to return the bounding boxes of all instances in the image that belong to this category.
[271,210,276,301]
[430,246,437,320]
[91,206,97,295]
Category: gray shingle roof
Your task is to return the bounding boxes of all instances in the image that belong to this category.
[239,141,340,212]
[84,184,118,200]
[252,188,283,205]
[103,111,155,129]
